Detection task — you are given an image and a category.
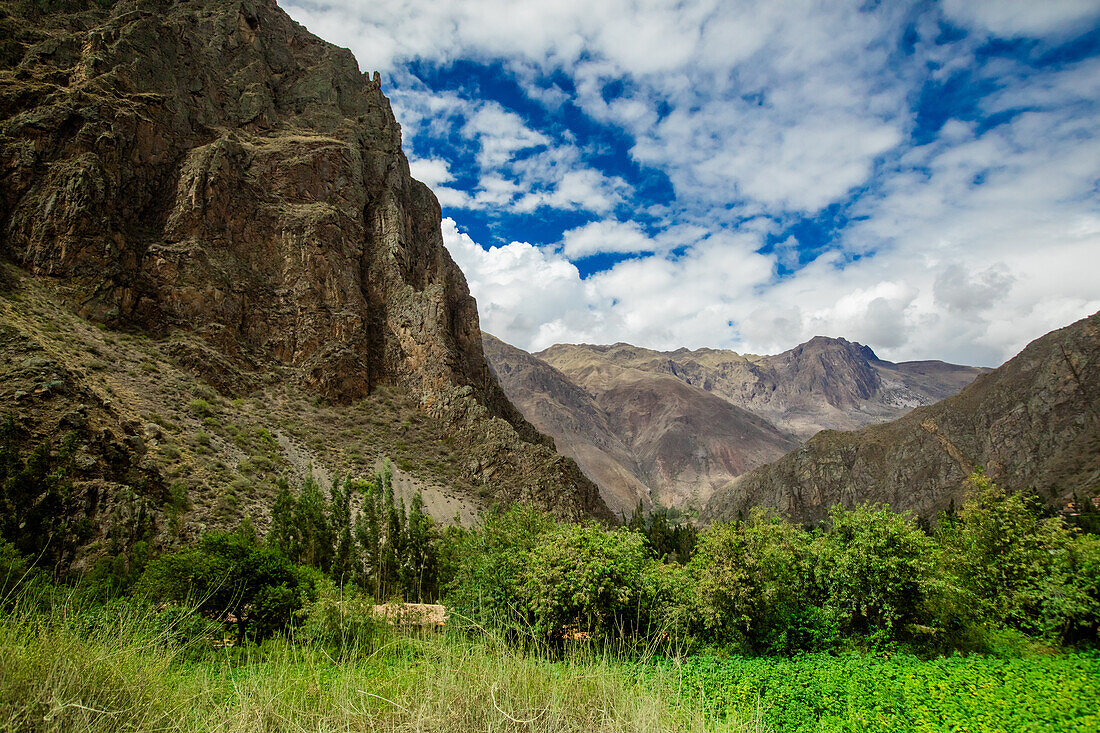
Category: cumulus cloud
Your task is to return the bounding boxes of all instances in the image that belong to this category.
[407,157,454,189]
[285,0,1100,367]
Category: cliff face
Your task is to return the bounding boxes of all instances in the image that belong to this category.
[0,0,611,556]
[1,0,496,404]
[703,312,1100,525]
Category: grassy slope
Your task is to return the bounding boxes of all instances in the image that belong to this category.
[0,596,736,733]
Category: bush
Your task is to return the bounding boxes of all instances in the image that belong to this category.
[941,470,1100,643]
[444,505,555,632]
[691,513,821,653]
[812,504,935,647]
[134,528,316,641]
[519,522,660,642]
[296,577,381,656]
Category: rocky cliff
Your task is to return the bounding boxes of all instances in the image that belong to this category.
[0,0,611,569]
[703,311,1100,524]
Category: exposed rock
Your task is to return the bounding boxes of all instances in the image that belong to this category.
[0,0,611,533]
[488,334,982,514]
[538,338,986,440]
[703,311,1100,524]
[486,334,798,513]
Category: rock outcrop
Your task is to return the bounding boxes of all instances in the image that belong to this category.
[0,0,612,539]
[703,311,1100,524]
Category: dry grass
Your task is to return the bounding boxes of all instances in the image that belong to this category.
[0,595,763,733]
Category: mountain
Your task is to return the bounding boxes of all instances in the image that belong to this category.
[485,334,796,513]
[703,311,1100,524]
[485,336,984,514]
[0,0,610,569]
[538,338,987,440]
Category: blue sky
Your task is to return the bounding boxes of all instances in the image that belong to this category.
[284,0,1100,366]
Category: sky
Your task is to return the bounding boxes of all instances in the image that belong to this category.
[284,0,1100,367]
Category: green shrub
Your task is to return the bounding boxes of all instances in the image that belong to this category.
[296,577,380,656]
[444,505,555,632]
[941,470,1100,642]
[691,513,821,653]
[134,528,316,641]
[812,504,935,647]
[519,522,658,642]
[188,398,213,417]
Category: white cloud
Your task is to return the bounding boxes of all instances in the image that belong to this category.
[462,103,550,168]
[559,220,656,259]
[407,157,454,189]
[942,0,1100,38]
[285,1,1100,367]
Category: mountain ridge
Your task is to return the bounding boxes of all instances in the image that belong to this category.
[703,310,1100,524]
[486,333,985,514]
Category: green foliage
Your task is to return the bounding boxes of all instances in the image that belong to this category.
[444,504,555,631]
[520,522,656,641]
[187,398,214,417]
[940,469,1100,641]
[0,415,88,570]
[295,577,380,656]
[134,524,316,641]
[666,652,1100,733]
[291,473,333,570]
[0,539,47,607]
[267,465,441,602]
[691,512,820,653]
[813,503,935,645]
[627,502,698,563]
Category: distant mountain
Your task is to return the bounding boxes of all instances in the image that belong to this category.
[485,335,796,513]
[703,311,1100,524]
[485,335,983,514]
[539,338,987,440]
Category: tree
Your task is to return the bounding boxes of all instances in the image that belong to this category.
[330,475,359,585]
[268,477,297,558]
[445,505,555,632]
[402,491,438,602]
[691,512,815,653]
[293,473,332,571]
[813,503,934,644]
[943,469,1098,641]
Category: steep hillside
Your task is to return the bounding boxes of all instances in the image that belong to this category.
[487,335,798,512]
[0,0,610,570]
[539,338,986,440]
[704,311,1100,524]
[483,334,650,514]
[489,335,979,513]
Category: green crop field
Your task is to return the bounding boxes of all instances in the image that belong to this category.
[654,652,1100,732]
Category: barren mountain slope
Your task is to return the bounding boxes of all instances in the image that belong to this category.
[704,311,1100,524]
[483,334,650,514]
[487,335,798,512]
[539,338,986,440]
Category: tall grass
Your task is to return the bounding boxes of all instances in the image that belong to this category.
[0,590,760,732]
